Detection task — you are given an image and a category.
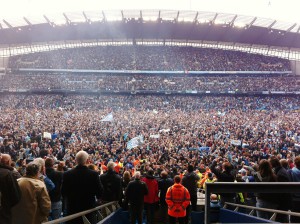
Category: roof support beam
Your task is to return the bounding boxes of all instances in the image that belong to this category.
[43,15,52,25]
[140,10,142,20]
[175,11,179,22]
[63,13,71,24]
[82,11,89,23]
[230,15,237,26]
[193,12,198,23]
[0,23,2,29]
[286,23,297,32]
[23,17,32,26]
[268,20,277,29]
[211,13,218,24]
[102,11,106,22]
[121,10,124,21]
[297,25,300,33]
[248,17,257,27]
[3,20,13,28]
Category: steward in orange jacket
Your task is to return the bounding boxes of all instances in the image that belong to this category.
[166,175,191,221]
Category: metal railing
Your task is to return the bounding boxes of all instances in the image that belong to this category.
[43,201,119,224]
[205,182,300,224]
[224,202,300,222]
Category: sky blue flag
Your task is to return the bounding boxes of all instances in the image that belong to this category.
[101,113,113,122]
[127,135,144,150]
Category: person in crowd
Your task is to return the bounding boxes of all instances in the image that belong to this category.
[288,156,300,223]
[210,194,221,223]
[12,162,51,224]
[0,153,21,224]
[142,169,159,224]
[100,161,122,205]
[166,175,191,224]
[61,151,103,224]
[269,156,291,222]
[247,159,278,220]
[181,164,199,223]
[158,170,174,223]
[125,171,148,224]
[210,159,235,207]
[0,153,21,179]
[121,170,131,209]
[33,157,55,192]
[45,157,63,221]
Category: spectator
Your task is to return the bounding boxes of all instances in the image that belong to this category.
[158,170,174,223]
[45,157,63,221]
[61,151,103,224]
[142,169,159,224]
[269,156,291,222]
[210,160,235,207]
[249,159,278,220]
[33,158,55,192]
[0,154,21,180]
[166,175,191,224]
[182,164,200,223]
[100,161,122,205]
[288,156,300,223]
[0,153,21,224]
[12,162,51,224]
[125,171,148,224]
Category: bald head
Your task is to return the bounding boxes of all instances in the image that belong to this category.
[1,154,12,166]
[76,151,89,165]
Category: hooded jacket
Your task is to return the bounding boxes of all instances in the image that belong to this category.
[166,183,190,217]
[181,172,200,196]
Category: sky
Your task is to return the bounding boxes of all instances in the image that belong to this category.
[0,0,299,24]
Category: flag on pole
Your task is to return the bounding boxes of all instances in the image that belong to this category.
[101,113,113,122]
[127,135,144,149]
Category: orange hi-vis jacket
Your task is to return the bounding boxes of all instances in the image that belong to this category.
[165,183,191,218]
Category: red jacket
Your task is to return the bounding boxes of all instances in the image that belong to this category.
[142,176,159,204]
[166,183,190,217]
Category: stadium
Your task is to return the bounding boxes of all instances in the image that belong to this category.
[0,0,300,224]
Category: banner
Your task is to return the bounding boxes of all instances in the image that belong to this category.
[150,134,160,139]
[43,132,52,139]
[231,139,241,146]
[101,113,113,122]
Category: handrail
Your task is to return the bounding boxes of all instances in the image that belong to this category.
[205,182,300,224]
[43,201,118,224]
[224,202,300,221]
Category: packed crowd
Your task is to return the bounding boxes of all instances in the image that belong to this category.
[8,46,291,71]
[1,73,299,92]
[1,94,300,223]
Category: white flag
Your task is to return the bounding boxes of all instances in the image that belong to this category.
[231,139,241,146]
[150,134,160,139]
[43,132,52,139]
[101,113,113,122]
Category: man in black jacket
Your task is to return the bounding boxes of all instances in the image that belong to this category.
[62,151,103,224]
[100,161,122,205]
[210,159,235,207]
[125,171,148,224]
[45,157,63,220]
[158,170,174,223]
[182,165,200,224]
[0,153,22,224]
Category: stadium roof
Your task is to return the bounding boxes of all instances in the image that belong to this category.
[0,0,299,60]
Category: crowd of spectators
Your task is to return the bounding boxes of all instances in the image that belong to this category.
[8,46,291,71]
[1,94,300,223]
[1,73,299,92]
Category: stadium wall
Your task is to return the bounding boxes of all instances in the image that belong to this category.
[291,60,300,76]
[0,57,9,69]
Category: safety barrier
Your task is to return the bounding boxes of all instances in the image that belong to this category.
[205,182,300,224]
[43,201,119,224]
